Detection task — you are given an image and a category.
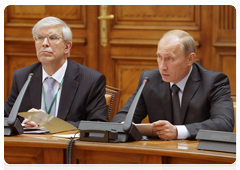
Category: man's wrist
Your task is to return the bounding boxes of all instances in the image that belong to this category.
[174,125,178,139]
[175,125,191,139]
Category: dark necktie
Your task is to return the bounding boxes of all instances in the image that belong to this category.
[172,84,181,125]
[45,77,56,116]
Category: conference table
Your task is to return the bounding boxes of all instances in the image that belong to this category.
[4,130,236,164]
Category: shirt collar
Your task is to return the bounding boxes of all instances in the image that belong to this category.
[170,66,193,92]
[42,60,68,83]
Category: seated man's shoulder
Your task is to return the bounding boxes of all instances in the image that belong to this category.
[195,62,228,80]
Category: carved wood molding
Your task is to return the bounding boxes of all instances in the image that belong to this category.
[212,6,236,44]
[112,5,201,30]
[72,38,86,44]
[9,5,83,19]
[110,39,159,46]
[218,5,236,31]
[4,37,34,43]
[213,42,236,48]
[4,37,86,44]
[117,5,195,21]
[112,25,200,31]
[4,147,44,164]
[67,55,87,65]
[68,54,87,60]
[5,5,87,28]
[5,52,87,58]
[5,52,37,56]
[217,52,236,95]
[5,23,87,29]
[112,55,200,63]
[112,56,157,60]
[110,39,200,47]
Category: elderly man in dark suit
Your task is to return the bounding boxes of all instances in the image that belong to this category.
[4,16,108,128]
[112,30,234,139]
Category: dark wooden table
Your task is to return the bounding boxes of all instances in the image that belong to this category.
[4,130,236,164]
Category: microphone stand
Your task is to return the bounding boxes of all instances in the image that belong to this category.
[4,73,34,136]
[78,77,149,143]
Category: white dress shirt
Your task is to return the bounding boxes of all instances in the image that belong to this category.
[170,66,192,139]
[41,60,67,117]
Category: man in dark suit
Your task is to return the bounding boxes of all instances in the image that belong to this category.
[4,16,108,128]
[112,30,234,139]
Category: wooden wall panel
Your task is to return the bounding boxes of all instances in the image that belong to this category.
[219,53,236,95]
[7,5,85,25]
[113,5,200,30]
[212,5,236,95]
[5,54,38,94]
[114,57,158,108]
[72,149,163,164]
[4,5,99,102]
[213,5,236,42]
[5,147,44,164]
[5,146,64,164]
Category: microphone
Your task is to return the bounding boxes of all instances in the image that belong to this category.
[78,77,149,143]
[123,77,149,132]
[4,73,34,136]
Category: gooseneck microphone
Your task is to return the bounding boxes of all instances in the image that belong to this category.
[4,73,34,136]
[123,77,149,132]
[78,77,150,143]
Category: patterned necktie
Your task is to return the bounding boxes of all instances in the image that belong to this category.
[172,84,181,125]
[45,77,56,116]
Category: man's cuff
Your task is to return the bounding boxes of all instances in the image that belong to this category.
[176,125,191,139]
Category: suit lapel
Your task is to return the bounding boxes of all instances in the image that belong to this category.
[29,64,42,109]
[57,60,79,120]
[159,81,173,123]
[180,64,201,124]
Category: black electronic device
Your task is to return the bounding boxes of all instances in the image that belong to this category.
[4,73,34,136]
[196,129,236,153]
[78,77,149,143]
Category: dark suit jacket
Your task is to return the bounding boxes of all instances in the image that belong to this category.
[4,59,109,128]
[111,62,234,139]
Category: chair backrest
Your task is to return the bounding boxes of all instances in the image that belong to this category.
[233,101,238,133]
[231,94,238,133]
[105,85,121,122]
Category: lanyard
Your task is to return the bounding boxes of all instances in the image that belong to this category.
[42,77,64,114]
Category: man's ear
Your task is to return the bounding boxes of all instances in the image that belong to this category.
[188,53,196,66]
[64,41,72,55]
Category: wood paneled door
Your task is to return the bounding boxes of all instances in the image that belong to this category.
[4,6,236,120]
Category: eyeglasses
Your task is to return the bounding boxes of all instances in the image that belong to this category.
[34,34,64,44]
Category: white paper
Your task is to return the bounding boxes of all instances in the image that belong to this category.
[53,133,80,138]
